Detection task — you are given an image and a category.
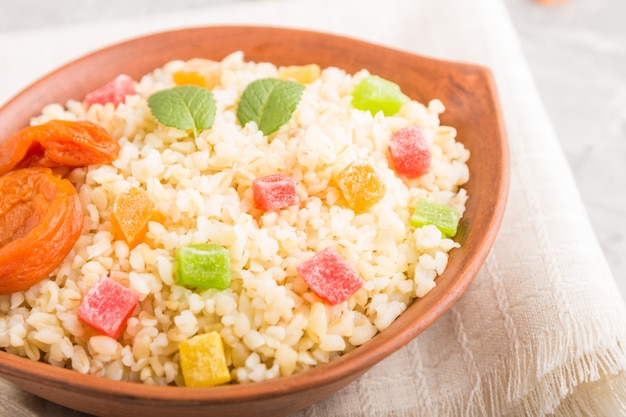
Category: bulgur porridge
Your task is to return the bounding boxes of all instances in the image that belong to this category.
[0,51,469,387]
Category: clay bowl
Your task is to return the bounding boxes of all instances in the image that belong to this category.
[0,26,509,417]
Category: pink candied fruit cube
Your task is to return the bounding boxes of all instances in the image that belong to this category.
[388,125,431,179]
[297,246,364,305]
[84,74,136,108]
[77,276,139,339]
[252,173,299,211]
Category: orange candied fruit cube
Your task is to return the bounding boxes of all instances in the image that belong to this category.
[336,160,386,213]
[172,58,222,89]
[173,71,209,88]
[278,64,321,84]
[111,186,163,249]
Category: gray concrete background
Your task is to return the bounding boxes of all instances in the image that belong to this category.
[0,0,624,301]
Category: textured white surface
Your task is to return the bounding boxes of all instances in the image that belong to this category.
[0,1,625,416]
[503,0,626,301]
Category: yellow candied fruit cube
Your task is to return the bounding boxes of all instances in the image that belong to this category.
[336,160,386,213]
[173,58,222,89]
[179,331,231,387]
[278,64,321,84]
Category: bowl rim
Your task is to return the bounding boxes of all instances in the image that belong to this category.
[0,24,510,405]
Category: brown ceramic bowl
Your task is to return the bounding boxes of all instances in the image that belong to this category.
[0,26,508,417]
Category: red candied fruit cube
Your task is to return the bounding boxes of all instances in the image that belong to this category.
[77,276,139,339]
[253,173,299,211]
[297,246,364,305]
[388,125,431,179]
[84,74,136,108]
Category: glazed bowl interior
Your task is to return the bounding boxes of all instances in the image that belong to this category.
[0,26,509,417]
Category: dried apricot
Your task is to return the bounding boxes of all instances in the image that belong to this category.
[0,167,83,294]
[0,119,120,176]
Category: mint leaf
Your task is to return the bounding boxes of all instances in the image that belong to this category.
[148,86,216,137]
[236,78,305,136]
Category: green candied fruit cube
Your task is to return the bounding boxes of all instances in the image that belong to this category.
[351,75,409,116]
[176,244,231,290]
[410,199,461,237]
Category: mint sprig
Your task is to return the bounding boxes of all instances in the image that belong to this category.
[148,86,216,137]
[236,78,304,136]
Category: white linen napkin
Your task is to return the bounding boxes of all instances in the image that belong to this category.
[1,0,625,416]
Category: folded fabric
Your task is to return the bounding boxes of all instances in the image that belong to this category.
[0,0,625,416]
